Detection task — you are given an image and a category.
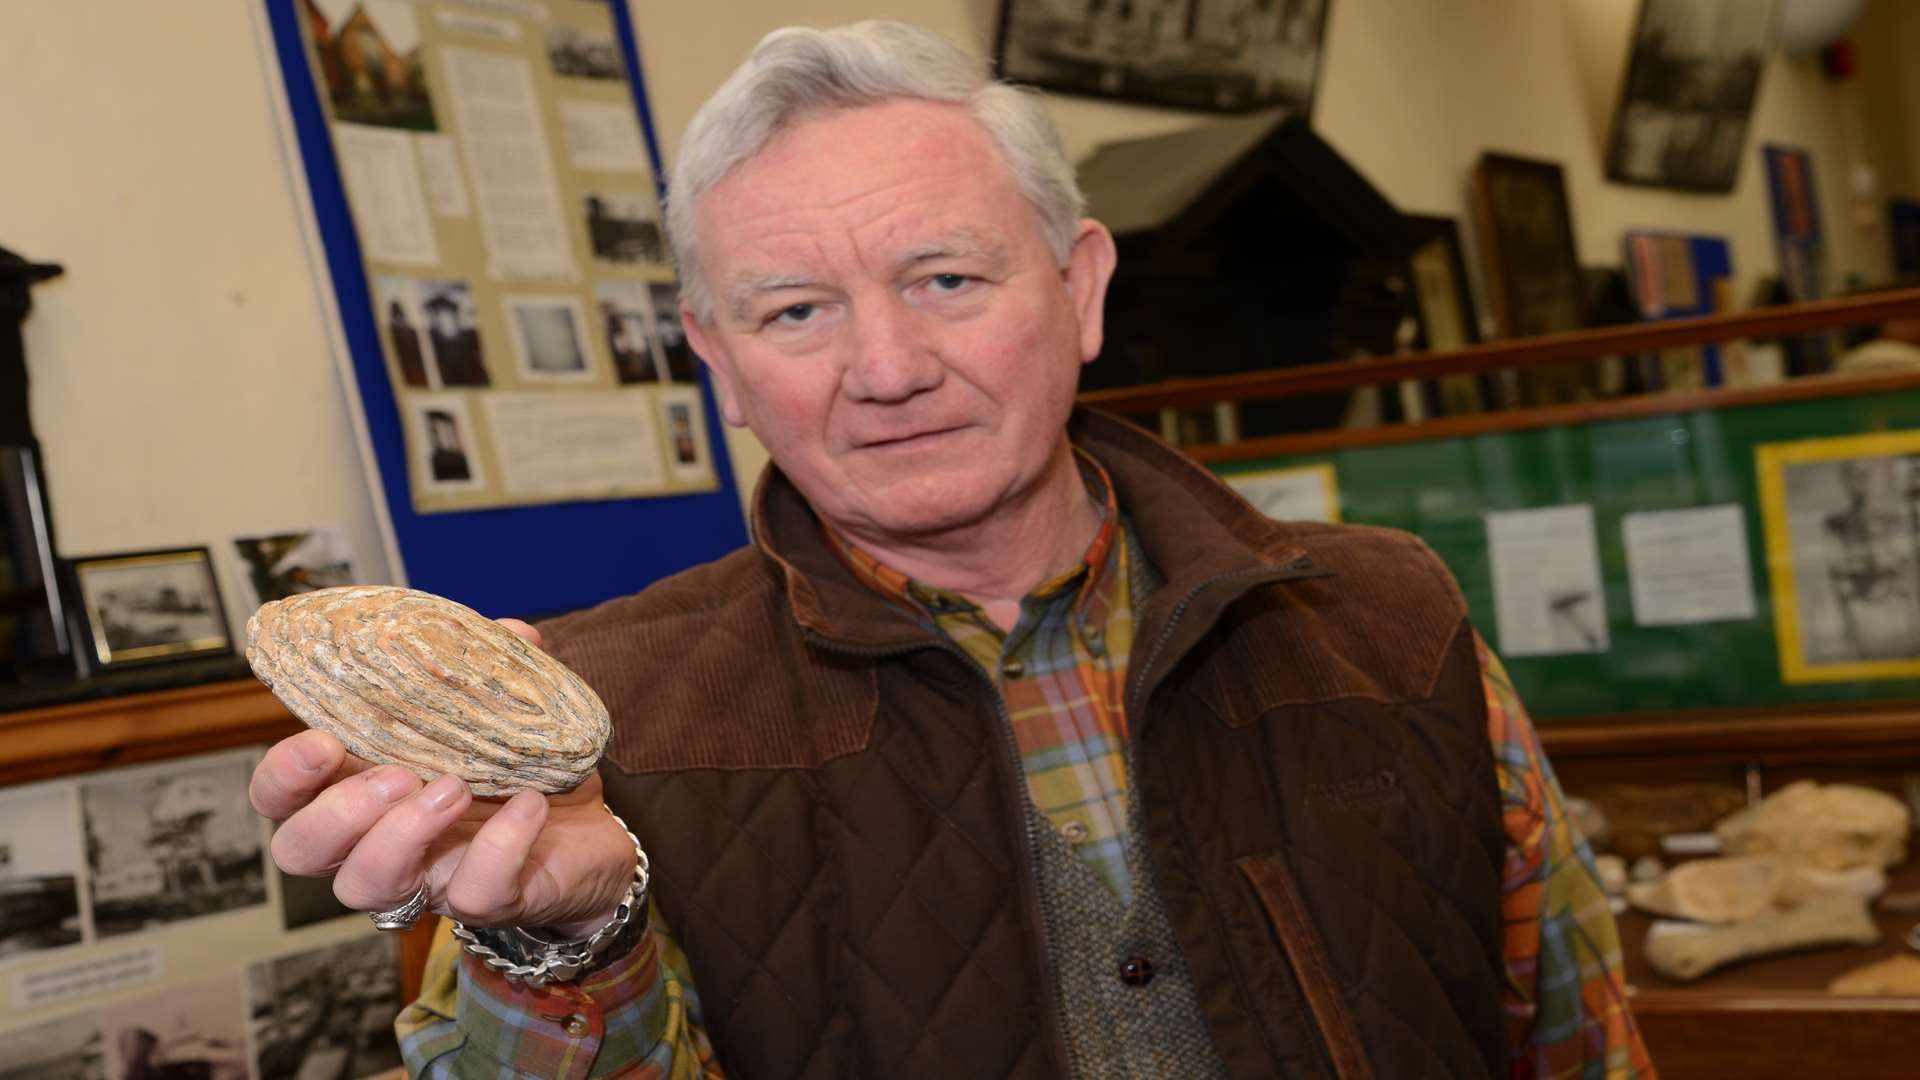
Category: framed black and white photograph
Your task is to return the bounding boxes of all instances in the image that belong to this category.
[1759,431,1920,684]
[595,280,661,384]
[505,295,596,383]
[997,0,1331,114]
[230,527,359,612]
[79,752,267,939]
[248,937,404,1080]
[0,1012,105,1079]
[410,394,486,494]
[102,974,250,1080]
[0,783,86,960]
[415,278,489,387]
[545,24,624,81]
[584,192,667,266]
[70,547,232,670]
[1606,0,1779,192]
[647,284,700,383]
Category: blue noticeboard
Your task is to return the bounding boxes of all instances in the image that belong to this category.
[261,1,748,621]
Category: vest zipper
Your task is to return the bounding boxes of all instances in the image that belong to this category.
[800,630,1080,1076]
[1124,564,1303,720]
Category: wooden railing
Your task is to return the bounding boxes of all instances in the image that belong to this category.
[1081,289,1920,462]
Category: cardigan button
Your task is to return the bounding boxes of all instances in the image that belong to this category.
[562,1013,592,1037]
[1118,956,1155,987]
[1000,658,1026,679]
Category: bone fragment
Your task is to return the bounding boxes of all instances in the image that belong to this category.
[1643,893,1879,982]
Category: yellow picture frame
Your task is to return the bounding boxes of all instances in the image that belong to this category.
[1756,429,1920,683]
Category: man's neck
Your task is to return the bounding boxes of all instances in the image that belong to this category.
[832,445,1104,632]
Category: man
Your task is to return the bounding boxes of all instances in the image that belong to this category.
[251,21,1651,1079]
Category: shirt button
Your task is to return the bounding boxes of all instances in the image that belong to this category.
[1001,658,1025,679]
[563,1014,592,1037]
[1059,820,1090,845]
[1118,957,1155,987]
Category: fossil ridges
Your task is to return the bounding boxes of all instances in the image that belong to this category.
[245,585,609,796]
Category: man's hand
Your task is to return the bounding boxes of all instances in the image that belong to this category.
[248,618,633,937]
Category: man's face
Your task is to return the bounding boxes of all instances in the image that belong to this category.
[683,99,1114,542]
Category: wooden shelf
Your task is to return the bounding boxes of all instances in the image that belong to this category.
[0,677,299,786]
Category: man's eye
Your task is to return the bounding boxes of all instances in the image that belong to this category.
[772,303,816,325]
[930,273,971,292]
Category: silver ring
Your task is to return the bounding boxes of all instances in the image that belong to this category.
[368,883,431,932]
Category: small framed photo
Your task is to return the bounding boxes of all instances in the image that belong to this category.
[996,0,1332,114]
[70,546,232,669]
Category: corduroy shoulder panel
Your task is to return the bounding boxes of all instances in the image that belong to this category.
[538,547,878,773]
[1189,521,1468,720]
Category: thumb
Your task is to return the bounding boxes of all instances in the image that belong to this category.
[497,617,542,649]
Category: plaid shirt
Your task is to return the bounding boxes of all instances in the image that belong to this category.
[400,458,1651,1079]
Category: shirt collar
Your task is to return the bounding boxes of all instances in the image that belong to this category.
[825,446,1122,620]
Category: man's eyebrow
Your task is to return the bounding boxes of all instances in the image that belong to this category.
[723,273,817,321]
[893,229,1007,271]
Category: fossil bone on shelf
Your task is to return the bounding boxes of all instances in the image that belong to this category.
[1714,780,1911,871]
[1643,892,1880,982]
[245,585,610,796]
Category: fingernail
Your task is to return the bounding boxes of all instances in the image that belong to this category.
[288,737,325,772]
[421,774,466,811]
[507,791,544,820]
[366,765,418,802]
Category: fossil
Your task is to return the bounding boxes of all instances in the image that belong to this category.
[1715,781,1911,871]
[246,585,609,796]
[1643,892,1879,982]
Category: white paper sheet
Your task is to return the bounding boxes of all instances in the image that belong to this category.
[333,123,439,266]
[483,391,664,497]
[558,98,650,173]
[1487,503,1610,657]
[1622,504,1759,626]
[1225,465,1339,523]
[441,46,578,282]
[10,945,163,1011]
[414,133,472,217]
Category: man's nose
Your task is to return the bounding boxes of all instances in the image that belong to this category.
[841,299,942,402]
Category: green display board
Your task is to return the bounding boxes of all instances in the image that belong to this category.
[1212,388,1920,719]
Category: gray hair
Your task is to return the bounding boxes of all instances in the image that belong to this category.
[665,20,1085,323]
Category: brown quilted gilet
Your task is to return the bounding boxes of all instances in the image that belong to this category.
[547,409,1508,1079]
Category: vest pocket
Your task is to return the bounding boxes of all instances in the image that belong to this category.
[1235,854,1376,1080]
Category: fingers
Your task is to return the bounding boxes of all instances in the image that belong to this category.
[330,774,474,910]
[250,730,370,821]
[440,791,548,925]
[498,617,542,648]
[270,764,423,876]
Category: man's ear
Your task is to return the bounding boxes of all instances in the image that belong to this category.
[1062,218,1118,365]
[682,305,747,427]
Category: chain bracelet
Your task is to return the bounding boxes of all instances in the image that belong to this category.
[450,804,651,988]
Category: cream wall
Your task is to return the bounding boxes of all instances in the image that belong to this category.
[1,1,1908,619]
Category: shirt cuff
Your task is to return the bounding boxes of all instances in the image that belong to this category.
[453,924,665,1080]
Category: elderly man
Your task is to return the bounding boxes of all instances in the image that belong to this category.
[252,21,1651,1080]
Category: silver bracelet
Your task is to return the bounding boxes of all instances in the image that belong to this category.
[451,805,651,988]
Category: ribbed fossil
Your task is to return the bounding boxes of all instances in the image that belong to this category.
[245,585,608,796]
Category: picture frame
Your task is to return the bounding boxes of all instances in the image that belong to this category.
[995,0,1331,114]
[1471,153,1589,405]
[68,546,232,669]
[1401,214,1489,415]
[1604,0,1778,193]
[1757,429,1920,684]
